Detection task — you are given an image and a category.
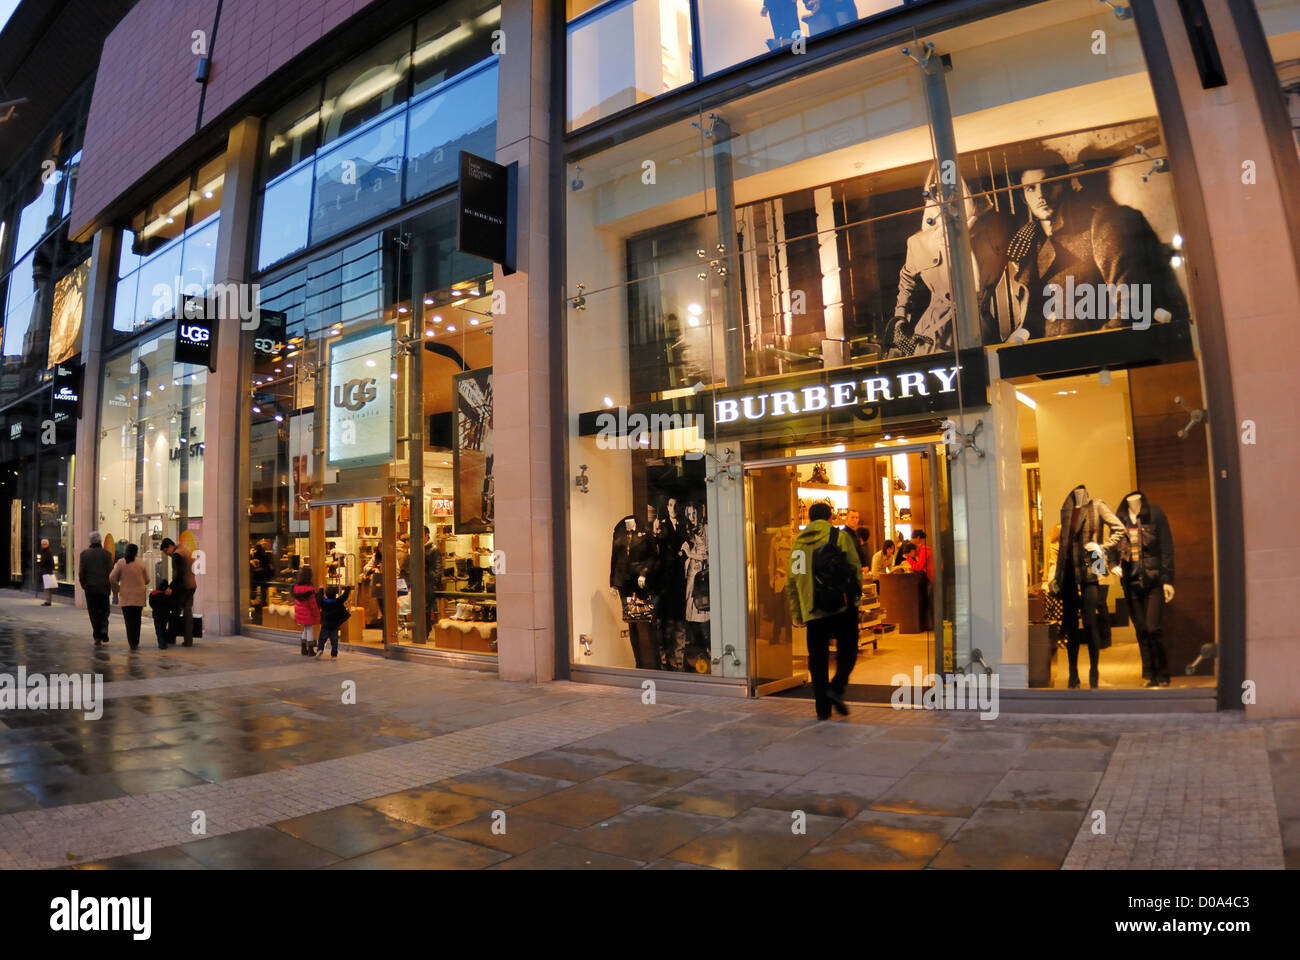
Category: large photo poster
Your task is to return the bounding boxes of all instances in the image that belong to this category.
[453,367,493,533]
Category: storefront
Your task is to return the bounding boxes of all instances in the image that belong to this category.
[0,82,90,599]
[240,2,503,660]
[561,0,1222,704]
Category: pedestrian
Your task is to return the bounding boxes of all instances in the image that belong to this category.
[37,538,55,604]
[78,531,113,646]
[314,584,352,658]
[159,537,197,647]
[293,565,320,655]
[786,502,863,720]
[871,539,895,576]
[149,579,174,649]
[109,542,151,651]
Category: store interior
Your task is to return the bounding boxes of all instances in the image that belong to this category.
[248,265,498,655]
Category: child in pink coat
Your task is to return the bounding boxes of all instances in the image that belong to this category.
[292,566,320,656]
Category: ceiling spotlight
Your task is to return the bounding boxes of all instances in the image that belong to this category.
[425,329,435,337]
[469,318,479,325]
[446,324,456,332]
[424,297,434,305]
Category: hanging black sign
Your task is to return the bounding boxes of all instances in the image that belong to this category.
[174,297,217,370]
[51,362,82,417]
[456,151,516,275]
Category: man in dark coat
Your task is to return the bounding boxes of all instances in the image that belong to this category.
[998,152,1188,340]
[78,531,113,645]
[160,538,197,647]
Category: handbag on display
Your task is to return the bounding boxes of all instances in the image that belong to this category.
[395,578,410,596]
[692,563,710,613]
[620,594,655,622]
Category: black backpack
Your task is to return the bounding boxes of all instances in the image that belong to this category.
[813,530,860,612]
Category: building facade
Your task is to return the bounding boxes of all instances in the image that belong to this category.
[1,0,1296,715]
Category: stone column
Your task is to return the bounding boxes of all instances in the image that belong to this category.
[492,0,554,682]
[1139,1,1300,716]
[197,116,260,636]
[72,227,116,608]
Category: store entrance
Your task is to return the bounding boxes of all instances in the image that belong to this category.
[308,497,396,650]
[745,442,946,703]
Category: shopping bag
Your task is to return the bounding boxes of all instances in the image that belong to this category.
[42,574,58,591]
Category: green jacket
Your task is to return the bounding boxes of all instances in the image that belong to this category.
[784,521,863,625]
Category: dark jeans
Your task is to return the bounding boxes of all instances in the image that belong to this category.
[122,606,143,650]
[85,591,110,643]
[153,612,171,648]
[805,608,859,716]
[1124,583,1168,682]
[1061,579,1101,685]
[317,625,340,655]
[173,588,194,644]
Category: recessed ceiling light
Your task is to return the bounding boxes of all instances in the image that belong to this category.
[446,324,456,332]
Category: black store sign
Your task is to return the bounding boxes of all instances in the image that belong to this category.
[52,363,82,417]
[175,303,216,371]
[456,151,516,275]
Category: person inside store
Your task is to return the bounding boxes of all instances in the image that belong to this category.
[399,526,443,632]
[250,539,274,607]
[840,509,871,566]
[895,542,920,572]
[37,538,55,605]
[109,542,151,652]
[871,539,895,577]
[785,502,863,720]
[78,531,113,647]
[361,545,384,628]
[160,538,197,647]
[893,530,933,579]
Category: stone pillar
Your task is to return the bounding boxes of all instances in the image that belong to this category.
[198,116,261,636]
[947,378,1028,687]
[72,228,116,608]
[492,0,554,682]
[1139,1,1300,716]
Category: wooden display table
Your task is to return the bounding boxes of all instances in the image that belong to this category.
[878,571,927,634]
[433,619,497,653]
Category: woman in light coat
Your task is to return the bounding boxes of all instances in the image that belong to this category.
[109,542,151,651]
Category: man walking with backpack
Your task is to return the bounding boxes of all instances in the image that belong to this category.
[786,502,863,720]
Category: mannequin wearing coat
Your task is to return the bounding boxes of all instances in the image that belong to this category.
[1110,491,1175,686]
[1051,485,1124,688]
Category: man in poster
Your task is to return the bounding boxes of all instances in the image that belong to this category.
[999,150,1188,339]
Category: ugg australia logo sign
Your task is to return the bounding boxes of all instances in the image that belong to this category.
[333,378,377,412]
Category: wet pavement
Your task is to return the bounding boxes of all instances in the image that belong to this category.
[0,593,1294,870]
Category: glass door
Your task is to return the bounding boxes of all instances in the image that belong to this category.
[745,442,949,703]
[309,497,396,650]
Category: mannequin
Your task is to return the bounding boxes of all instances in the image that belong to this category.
[609,516,659,669]
[1051,485,1125,688]
[1110,490,1175,686]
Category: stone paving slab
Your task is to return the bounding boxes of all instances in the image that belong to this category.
[0,594,1295,870]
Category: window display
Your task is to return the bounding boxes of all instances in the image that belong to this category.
[243,204,496,656]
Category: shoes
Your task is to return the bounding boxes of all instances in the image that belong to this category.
[182,641,193,647]
[1145,678,1160,688]
[1068,677,1080,689]
[314,646,325,658]
[41,601,51,606]
[825,688,850,717]
[1158,677,1171,687]
[300,640,310,656]
[330,652,338,659]
[816,711,831,722]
